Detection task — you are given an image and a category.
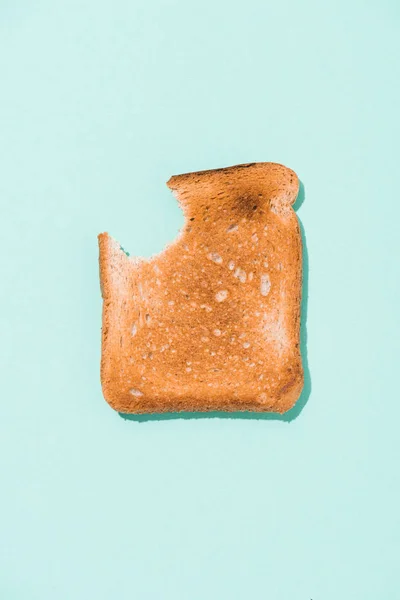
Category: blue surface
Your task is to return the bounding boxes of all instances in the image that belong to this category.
[1,1,399,598]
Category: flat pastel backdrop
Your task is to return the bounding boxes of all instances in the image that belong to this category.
[1,1,399,598]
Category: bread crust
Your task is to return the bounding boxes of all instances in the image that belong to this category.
[99,162,303,414]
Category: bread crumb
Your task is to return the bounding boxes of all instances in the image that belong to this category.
[213,329,222,336]
[228,260,235,271]
[260,274,271,296]
[208,252,223,264]
[200,304,213,312]
[215,290,228,302]
[234,267,247,283]
[130,388,143,397]
[243,342,250,348]
[131,324,137,336]
[227,224,238,232]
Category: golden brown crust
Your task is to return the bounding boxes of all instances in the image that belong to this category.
[99,162,303,414]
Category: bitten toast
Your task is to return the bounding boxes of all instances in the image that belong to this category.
[99,162,303,414]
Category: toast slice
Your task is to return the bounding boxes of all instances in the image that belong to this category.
[99,162,303,414]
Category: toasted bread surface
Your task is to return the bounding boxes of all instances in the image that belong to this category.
[99,162,303,413]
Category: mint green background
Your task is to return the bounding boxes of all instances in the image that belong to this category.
[1,1,399,598]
